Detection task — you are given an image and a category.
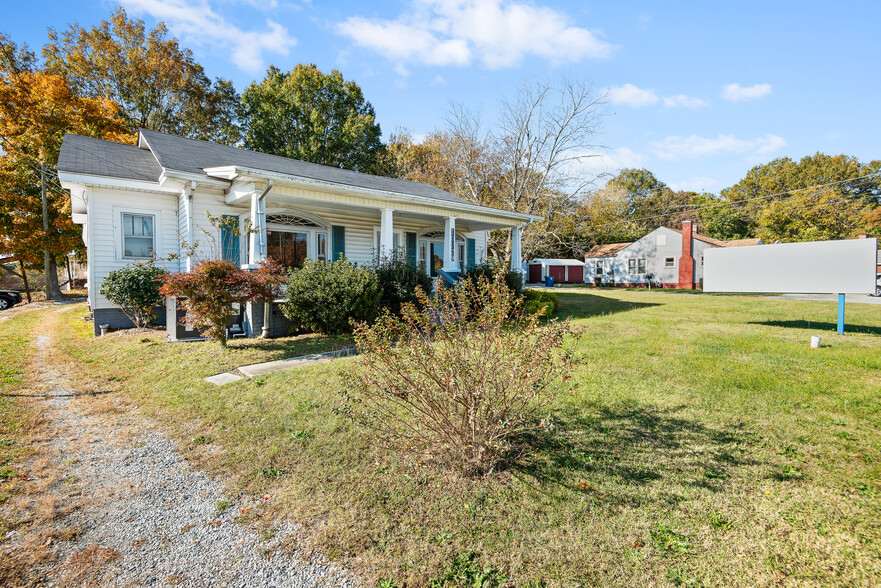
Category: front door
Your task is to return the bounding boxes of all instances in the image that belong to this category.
[430,242,444,277]
[267,231,308,270]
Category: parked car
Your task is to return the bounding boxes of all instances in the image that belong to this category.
[0,290,22,310]
[875,274,881,297]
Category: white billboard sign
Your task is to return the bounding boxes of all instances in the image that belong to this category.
[703,238,878,294]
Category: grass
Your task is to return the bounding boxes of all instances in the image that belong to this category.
[44,290,881,586]
[0,308,51,584]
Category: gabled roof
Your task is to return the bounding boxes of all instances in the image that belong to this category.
[530,258,585,265]
[724,238,763,247]
[585,226,761,259]
[57,134,163,182]
[585,242,632,257]
[58,129,480,209]
[137,129,472,206]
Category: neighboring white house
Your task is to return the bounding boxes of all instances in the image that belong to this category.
[58,129,540,336]
[584,220,762,289]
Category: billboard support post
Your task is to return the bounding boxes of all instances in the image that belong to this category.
[837,294,845,335]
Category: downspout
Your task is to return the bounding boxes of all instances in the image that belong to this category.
[183,180,196,272]
[257,180,273,338]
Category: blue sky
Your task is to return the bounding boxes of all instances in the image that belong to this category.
[7,1,880,194]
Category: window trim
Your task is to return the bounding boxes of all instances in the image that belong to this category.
[115,207,161,261]
[664,257,675,268]
[628,257,647,275]
[263,221,327,267]
[373,226,407,261]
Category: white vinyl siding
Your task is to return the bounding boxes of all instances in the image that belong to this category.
[89,188,179,309]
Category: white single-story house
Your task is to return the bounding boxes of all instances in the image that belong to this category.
[584,220,762,289]
[58,129,540,336]
[526,259,585,284]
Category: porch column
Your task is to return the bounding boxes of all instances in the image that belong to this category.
[248,190,266,265]
[443,216,460,272]
[379,207,394,260]
[510,225,522,274]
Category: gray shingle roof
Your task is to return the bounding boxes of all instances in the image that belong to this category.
[57,134,162,182]
[138,129,471,206]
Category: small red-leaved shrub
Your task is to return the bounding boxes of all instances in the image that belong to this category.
[348,273,574,476]
[159,260,250,347]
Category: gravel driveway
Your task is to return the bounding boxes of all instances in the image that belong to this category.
[15,322,356,587]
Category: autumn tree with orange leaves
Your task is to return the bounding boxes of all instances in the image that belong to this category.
[0,35,132,298]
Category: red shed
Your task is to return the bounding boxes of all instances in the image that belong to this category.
[526,259,586,284]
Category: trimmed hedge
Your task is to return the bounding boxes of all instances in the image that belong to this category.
[281,259,381,336]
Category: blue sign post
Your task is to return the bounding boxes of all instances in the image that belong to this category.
[837,293,845,335]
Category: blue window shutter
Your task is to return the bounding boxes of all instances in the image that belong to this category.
[466,238,476,269]
[406,232,417,267]
[332,226,345,261]
[221,215,239,264]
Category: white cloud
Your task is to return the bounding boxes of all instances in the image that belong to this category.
[722,83,772,102]
[668,177,719,193]
[663,94,707,108]
[119,0,296,72]
[637,13,652,29]
[652,133,786,161]
[608,84,658,107]
[430,74,447,86]
[335,0,613,69]
[395,63,411,77]
[609,85,706,109]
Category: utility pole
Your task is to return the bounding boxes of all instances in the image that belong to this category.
[41,161,63,300]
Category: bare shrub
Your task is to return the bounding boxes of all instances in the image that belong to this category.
[348,274,574,476]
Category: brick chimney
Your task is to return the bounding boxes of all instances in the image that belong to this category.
[678,220,695,289]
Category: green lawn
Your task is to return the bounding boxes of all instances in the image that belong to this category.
[51,290,881,587]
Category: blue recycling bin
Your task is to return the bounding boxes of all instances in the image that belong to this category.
[544,275,554,287]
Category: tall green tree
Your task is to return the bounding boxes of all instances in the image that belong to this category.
[718,153,881,241]
[242,64,383,172]
[43,7,241,144]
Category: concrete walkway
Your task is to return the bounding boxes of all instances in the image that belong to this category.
[205,348,357,385]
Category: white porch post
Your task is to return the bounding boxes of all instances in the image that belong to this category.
[443,216,459,272]
[248,190,266,265]
[379,207,394,260]
[510,225,523,274]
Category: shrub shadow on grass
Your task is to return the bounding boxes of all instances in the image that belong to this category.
[229,335,353,357]
[511,403,761,503]
[748,319,881,336]
[554,292,662,320]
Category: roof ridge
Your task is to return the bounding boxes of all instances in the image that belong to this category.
[137,128,445,193]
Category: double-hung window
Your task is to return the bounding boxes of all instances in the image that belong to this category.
[595,259,604,275]
[664,257,675,268]
[122,213,155,258]
[628,258,646,275]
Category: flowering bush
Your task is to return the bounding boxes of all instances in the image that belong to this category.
[159,260,250,347]
[348,273,574,476]
[99,261,165,327]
